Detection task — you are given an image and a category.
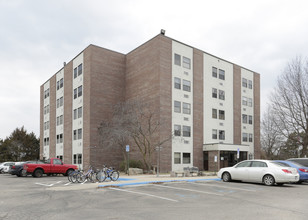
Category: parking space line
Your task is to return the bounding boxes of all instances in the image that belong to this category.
[109,187,179,202]
[35,183,54,187]
[153,184,224,196]
[191,182,257,192]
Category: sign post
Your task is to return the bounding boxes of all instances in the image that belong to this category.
[126,145,130,175]
[237,148,240,160]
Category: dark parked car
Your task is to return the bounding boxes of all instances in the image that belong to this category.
[10,161,45,177]
[287,158,308,167]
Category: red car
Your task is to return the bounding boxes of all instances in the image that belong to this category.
[23,158,78,177]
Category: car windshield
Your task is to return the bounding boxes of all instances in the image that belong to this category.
[271,162,291,167]
[289,159,308,167]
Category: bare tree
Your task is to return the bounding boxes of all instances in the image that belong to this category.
[98,99,173,172]
[261,106,284,159]
[270,57,308,157]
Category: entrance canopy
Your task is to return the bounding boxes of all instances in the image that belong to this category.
[203,143,250,152]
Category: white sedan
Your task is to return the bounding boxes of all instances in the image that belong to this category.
[217,160,299,186]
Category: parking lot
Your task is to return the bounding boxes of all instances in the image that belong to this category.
[1,174,308,220]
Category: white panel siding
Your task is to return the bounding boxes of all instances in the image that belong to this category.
[172,41,193,171]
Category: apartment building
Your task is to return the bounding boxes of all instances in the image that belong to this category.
[40,32,260,172]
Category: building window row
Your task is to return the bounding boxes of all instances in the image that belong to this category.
[73,128,82,140]
[242,96,253,107]
[56,115,63,126]
[73,154,82,164]
[242,114,253,124]
[174,124,191,137]
[56,97,64,108]
[174,101,191,114]
[56,133,63,144]
[242,78,253,89]
[74,86,83,99]
[44,88,50,99]
[243,133,253,142]
[44,105,50,115]
[174,53,191,70]
[43,137,49,146]
[212,109,225,120]
[56,155,63,160]
[57,78,63,90]
[44,121,50,130]
[212,88,225,100]
[74,64,83,79]
[212,129,225,140]
[73,107,83,120]
[212,67,225,80]
[174,152,191,164]
[174,77,191,92]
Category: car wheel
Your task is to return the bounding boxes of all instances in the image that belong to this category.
[263,174,275,186]
[66,169,74,177]
[34,169,43,178]
[21,169,27,177]
[222,172,231,182]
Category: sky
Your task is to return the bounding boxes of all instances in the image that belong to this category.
[1,0,308,139]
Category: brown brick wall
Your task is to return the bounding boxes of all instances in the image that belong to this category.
[193,49,204,170]
[126,35,172,172]
[233,64,242,144]
[63,62,73,164]
[83,45,126,170]
[253,73,261,159]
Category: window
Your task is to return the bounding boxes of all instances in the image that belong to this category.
[53,159,62,165]
[78,128,82,139]
[57,78,64,90]
[219,90,225,100]
[78,86,82,97]
[249,115,253,124]
[57,155,63,161]
[74,88,77,99]
[219,110,225,120]
[242,96,248,106]
[57,97,63,108]
[212,67,217,78]
[174,101,181,113]
[174,152,181,164]
[249,133,253,142]
[73,130,77,140]
[74,109,77,120]
[212,108,217,119]
[183,102,191,114]
[242,78,247,88]
[183,80,191,92]
[183,126,191,137]
[73,154,77,164]
[219,130,225,140]
[243,133,248,142]
[74,86,83,99]
[219,69,225,80]
[212,88,217,98]
[212,129,217,139]
[174,124,181,136]
[248,80,252,89]
[242,114,247,124]
[183,57,191,69]
[74,68,77,79]
[183,153,191,164]
[174,77,181,89]
[174,53,181,66]
[44,88,49,99]
[78,154,82,164]
[248,98,252,107]
[251,161,267,167]
[78,107,82,118]
[235,161,251,168]
[78,64,82,76]
[56,134,63,144]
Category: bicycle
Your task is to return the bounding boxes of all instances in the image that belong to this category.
[68,170,82,183]
[76,166,96,183]
[96,165,119,182]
